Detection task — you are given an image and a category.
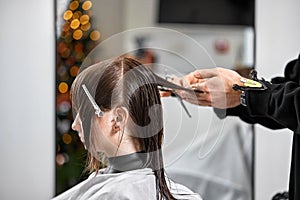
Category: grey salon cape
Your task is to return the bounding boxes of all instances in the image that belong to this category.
[52,168,202,200]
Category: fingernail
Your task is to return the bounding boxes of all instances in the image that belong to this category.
[194,70,201,77]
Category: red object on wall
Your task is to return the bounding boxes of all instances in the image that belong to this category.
[214,38,230,54]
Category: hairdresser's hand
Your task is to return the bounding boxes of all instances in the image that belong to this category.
[180,68,243,109]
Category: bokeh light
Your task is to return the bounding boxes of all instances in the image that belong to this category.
[62,22,71,32]
[58,82,68,94]
[58,101,71,115]
[90,30,101,41]
[73,11,82,19]
[63,10,73,20]
[80,14,89,25]
[74,43,84,52]
[70,19,80,29]
[62,133,72,145]
[56,153,70,166]
[57,119,71,133]
[81,22,91,31]
[69,1,79,11]
[70,65,79,77]
[73,29,83,40]
[82,1,92,11]
[75,52,85,61]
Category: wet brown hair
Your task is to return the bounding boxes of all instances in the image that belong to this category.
[71,56,175,199]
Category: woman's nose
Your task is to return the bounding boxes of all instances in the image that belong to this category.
[71,120,77,131]
[72,114,80,131]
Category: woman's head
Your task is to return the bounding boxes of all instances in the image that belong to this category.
[72,57,173,199]
[71,56,163,158]
[71,56,175,199]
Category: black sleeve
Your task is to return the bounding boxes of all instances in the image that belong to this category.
[244,81,300,133]
[215,55,300,133]
[214,105,286,130]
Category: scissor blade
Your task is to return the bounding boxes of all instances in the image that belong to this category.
[174,92,192,118]
[154,73,203,93]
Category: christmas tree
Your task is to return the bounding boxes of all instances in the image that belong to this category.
[55,0,100,194]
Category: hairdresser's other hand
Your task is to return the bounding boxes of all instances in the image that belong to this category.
[180,68,243,109]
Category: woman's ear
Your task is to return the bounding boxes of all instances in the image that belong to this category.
[113,107,129,126]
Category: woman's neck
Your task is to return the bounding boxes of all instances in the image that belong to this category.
[105,151,148,173]
[107,136,141,157]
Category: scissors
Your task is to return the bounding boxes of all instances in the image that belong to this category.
[154,74,203,118]
[158,85,192,117]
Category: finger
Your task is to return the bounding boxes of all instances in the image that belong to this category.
[197,100,212,107]
[194,68,219,79]
[183,95,211,104]
[179,90,202,99]
[160,91,172,97]
[181,96,199,105]
[181,91,212,102]
[183,97,212,107]
[181,72,199,85]
[182,97,206,104]
[191,82,209,93]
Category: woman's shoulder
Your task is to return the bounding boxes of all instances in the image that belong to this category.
[88,168,157,199]
[52,168,157,200]
[52,168,202,200]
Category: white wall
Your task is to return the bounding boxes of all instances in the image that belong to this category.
[92,0,125,41]
[0,0,55,199]
[255,0,300,199]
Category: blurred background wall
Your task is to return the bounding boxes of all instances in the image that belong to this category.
[0,0,55,199]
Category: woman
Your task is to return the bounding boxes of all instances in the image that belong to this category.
[53,56,202,200]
